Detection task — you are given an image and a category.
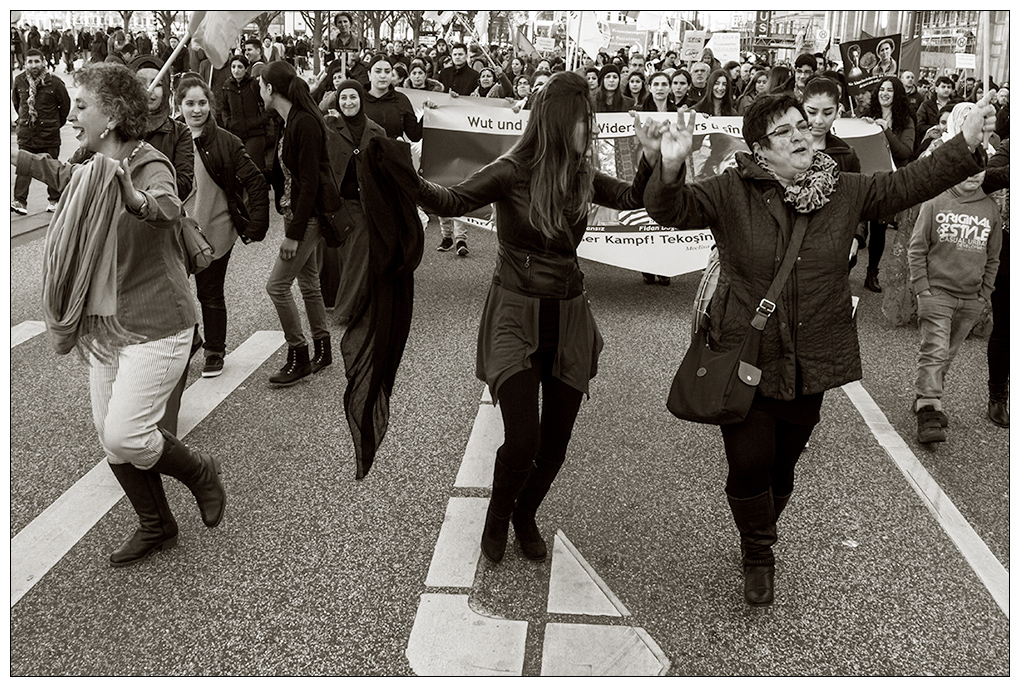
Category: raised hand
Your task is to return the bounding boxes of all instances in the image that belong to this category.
[660,108,696,180]
[961,90,997,150]
[630,110,665,162]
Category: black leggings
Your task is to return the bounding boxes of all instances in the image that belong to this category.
[496,350,584,474]
[867,221,891,270]
[720,408,816,499]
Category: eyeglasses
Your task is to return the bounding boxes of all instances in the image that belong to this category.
[761,121,811,141]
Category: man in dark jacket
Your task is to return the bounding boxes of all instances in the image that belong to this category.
[11,49,70,214]
[437,43,479,96]
[90,29,108,63]
[914,76,960,153]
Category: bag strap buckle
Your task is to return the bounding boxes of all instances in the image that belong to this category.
[751,298,775,331]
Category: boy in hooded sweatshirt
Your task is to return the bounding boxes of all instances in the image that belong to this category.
[908,169,1002,443]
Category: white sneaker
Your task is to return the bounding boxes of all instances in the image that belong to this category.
[46,202,57,213]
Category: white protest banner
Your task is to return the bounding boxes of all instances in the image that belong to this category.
[704,31,741,66]
[421,106,890,276]
[680,31,707,62]
[956,53,976,70]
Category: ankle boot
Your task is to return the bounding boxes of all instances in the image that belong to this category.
[480,451,532,563]
[511,456,565,561]
[988,383,1009,427]
[151,428,226,527]
[108,462,179,567]
[727,491,777,606]
[311,335,332,373]
[863,267,882,293]
[270,344,312,386]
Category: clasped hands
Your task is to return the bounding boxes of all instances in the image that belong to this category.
[630,108,697,183]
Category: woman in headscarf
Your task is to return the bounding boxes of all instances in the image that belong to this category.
[593,64,634,113]
[471,66,513,99]
[12,63,225,567]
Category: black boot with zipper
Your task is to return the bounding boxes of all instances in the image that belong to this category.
[481,450,532,563]
[511,456,565,561]
[108,462,179,567]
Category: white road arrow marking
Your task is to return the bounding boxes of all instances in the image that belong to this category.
[11,320,46,348]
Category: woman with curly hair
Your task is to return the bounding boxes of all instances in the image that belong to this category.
[12,63,225,567]
[859,76,916,291]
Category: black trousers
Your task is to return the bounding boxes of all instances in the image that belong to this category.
[720,406,816,499]
[194,247,232,355]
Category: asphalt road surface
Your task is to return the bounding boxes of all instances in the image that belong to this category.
[7,65,1009,678]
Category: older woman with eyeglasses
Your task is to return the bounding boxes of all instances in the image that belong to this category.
[636,91,997,607]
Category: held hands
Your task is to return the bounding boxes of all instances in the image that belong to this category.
[960,90,997,150]
[631,108,696,182]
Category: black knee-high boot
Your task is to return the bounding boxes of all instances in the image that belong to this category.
[727,490,777,606]
[512,456,564,561]
[481,450,532,563]
[108,462,179,567]
[151,428,226,528]
[773,491,792,522]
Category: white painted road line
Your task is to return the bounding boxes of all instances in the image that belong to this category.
[542,624,671,676]
[424,497,488,589]
[842,380,1009,618]
[405,594,528,676]
[11,320,46,348]
[454,403,501,489]
[548,530,630,617]
[10,331,286,607]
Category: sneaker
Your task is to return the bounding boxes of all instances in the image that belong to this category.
[437,236,454,252]
[916,405,946,443]
[46,202,57,213]
[201,354,224,378]
[11,200,27,215]
[912,400,949,427]
[456,240,469,256]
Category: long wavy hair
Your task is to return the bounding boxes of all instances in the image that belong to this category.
[504,71,596,241]
[694,68,736,116]
[259,60,327,136]
[765,65,794,95]
[866,76,913,134]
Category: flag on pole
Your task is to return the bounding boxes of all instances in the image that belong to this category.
[188,11,261,69]
[424,11,456,26]
[474,10,490,43]
[566,10,608,62]
[635,11,663,32]
[515,27,539,58]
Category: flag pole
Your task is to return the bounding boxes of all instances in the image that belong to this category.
[147,29,192,92]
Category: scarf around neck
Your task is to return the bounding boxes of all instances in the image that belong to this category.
[25,71,47,124]
[753,149,839,213]
[42,152,143,361]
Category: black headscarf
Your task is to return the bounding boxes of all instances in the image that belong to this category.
[336,78,367,142]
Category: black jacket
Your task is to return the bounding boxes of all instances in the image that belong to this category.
[362,89,422,141]
[221,74,267,140]
[12,71,70,148]
[193,117,270,242]
[272,107,341,241]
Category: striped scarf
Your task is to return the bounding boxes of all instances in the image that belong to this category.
[25,71,46,125]
[42,154,142,362]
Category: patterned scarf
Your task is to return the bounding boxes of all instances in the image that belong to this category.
[25,71,46,125]
[754,149,839,213]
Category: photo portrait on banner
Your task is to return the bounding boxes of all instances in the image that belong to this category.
[840,33,901,96]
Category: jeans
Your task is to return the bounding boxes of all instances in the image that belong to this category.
[915,289,985,407]
[439,216,467,242]
[90,327,193,467]
[720,407,816,499]
[13,144,61,203]
[266,217,329,348]
[195,246,232,354]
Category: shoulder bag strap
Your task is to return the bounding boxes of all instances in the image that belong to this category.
[750,214,809,331]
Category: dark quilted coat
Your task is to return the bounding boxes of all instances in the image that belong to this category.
[645,134,985,400]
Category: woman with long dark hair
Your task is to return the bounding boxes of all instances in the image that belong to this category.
[641,71,674,112]
[764,65,794,95]
[13,63,225,567]
[737,69,769,116]
[176,76,269,378]
[695,69,737,117]
[626,70,649,108]
[418,71,660,564]
[593,64,634,113]
[670,69,697,110]
[859,76,916,292]
[258,60,342,385]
